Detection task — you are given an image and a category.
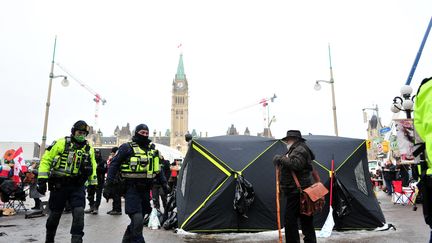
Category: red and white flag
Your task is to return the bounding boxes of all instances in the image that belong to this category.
[13,147,24,165]
[12,147,24,184]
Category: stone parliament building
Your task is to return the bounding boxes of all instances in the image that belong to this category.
[88,54,272,154]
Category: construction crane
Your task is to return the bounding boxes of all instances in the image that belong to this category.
[230,94,277,134]
[55,63,107,130]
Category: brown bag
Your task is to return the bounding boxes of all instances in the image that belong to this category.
[292,170,329,216]
[23,172,36,184]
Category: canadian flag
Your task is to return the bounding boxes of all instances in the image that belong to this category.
[12,147,24,184]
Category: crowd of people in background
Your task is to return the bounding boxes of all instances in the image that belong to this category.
[370,157,416,197]
[0,146,181,216]
[0,121,182,243]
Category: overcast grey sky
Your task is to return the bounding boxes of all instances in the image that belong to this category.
[1,0,432,145]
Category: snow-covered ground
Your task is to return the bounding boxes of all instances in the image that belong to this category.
[0,190,428,242]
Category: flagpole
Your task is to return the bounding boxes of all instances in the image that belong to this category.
[330,157,334,206]
[317,155,335,238]
[328,44,339,136]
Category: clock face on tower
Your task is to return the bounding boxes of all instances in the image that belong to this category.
[176,81,184,89]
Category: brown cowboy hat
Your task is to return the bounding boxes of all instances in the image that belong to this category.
[282,130,306,141]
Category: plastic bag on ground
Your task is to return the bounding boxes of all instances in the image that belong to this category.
[148,208,161,229]
[317,207,335,238]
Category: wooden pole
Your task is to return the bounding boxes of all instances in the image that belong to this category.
[276,166,282,243]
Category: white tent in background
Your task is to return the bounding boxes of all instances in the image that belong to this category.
[153,143,183,163]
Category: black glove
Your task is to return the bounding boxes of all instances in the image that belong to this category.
[103,181,114,202]
[88,184,97,189]
[273,155,283,167]
[37,178,48,195]
[87,184,97,193]
[162,184,171,194]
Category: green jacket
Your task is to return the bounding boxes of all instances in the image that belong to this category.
[37,137,97,185]
[414,77,432,175]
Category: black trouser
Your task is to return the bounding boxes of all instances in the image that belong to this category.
[110,181,123,212]
[384,178,393,195]
[46,182,86,242]
[422,176,432,228]
[399,169,410,187]
[86,172,105,208]
[421,176,432,243]
[112,192,122,212]
[284,190,316,243]
[122,182,151,243]
[33,198,42,209]
[168,177,177,191]
[122,213,145,243]
[110,175,123,212]
[152,184,167,210]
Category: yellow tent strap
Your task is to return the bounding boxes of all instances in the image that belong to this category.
[180,176,231,229]
[313,160,330,172]
[192,144,232,176]
[241,140,280,173]
[335,141,366,171]
[233,171,242,178]
[192,143,233,176]
[314,160,334,177]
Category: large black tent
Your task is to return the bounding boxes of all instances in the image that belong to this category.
[176,135,385,233]
[306,135,386,230]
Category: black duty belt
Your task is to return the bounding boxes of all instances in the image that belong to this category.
[49,176,83,185]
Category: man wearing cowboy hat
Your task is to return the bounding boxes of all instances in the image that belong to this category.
[273,130,317,243]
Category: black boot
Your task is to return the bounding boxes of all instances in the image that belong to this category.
[45,231,56,243]
[91,207,98,215]
[71,234,83,243]
[84,206,94,214]
[32,198,42,210]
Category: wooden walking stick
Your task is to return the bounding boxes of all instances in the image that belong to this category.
[276,166,282,243]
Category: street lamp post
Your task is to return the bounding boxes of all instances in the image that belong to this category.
[40,37,69,158]
[362,104,380,123]
[391,85,415,119]
[314,44,339,136]
[315,80,339,136]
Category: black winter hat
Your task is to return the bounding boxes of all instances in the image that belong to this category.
[134,124,149,135]
[185,133,192,142]
[282,130,305,141]
[71,120,90,135]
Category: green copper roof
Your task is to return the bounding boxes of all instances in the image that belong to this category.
[176,54,186,80]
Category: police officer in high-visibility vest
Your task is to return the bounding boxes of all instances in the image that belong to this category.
[104,124,168,243]
[37,120,97,243]
[414,76,432,242]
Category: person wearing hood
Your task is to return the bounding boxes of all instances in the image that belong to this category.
[37,120,97,243]
[106,146,122,215]
[84,148,106,214]
[273,130,317,243]
[104,123,169,243]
